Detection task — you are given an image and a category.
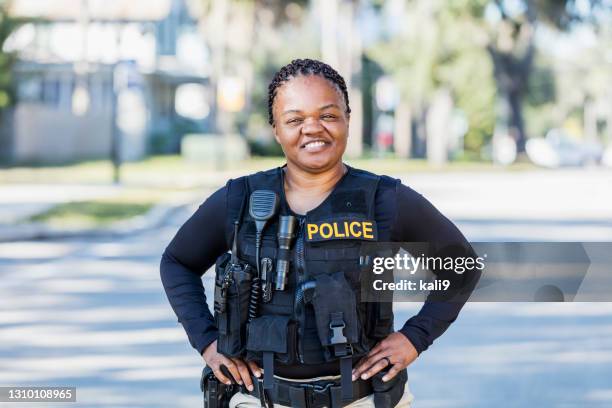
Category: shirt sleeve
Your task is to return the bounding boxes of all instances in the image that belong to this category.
[160,185,229,355]
[391,182,481,354]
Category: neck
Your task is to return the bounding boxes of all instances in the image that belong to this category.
[284,161,346,193]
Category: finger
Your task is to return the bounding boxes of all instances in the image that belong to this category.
[354,348,388,378]
[353,356,381,380]
[247,360,262,378]
[352,357,372,379]
[382,364,401,382]
[232,359,254,391]
[352,356,368,376]
[363,349,389,366]
[220,358,241,385]
[211,363,231,385]
[367,341,387,357]
[360,358,390,380]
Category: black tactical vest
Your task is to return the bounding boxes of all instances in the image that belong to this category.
[213,165,395,398]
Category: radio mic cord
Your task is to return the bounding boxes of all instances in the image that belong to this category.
[247,190,278,321]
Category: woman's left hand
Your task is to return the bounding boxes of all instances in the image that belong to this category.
[352,332,418,382]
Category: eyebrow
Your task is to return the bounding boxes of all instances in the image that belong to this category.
[281,104,341,116]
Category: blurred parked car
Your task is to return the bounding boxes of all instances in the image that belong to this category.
[526,129,604,168]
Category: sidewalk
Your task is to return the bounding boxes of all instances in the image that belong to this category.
[2,167,611,242]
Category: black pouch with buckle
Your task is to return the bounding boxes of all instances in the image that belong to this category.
[311,272,363,402]
[311,272,360,357]
[246,315,297,390]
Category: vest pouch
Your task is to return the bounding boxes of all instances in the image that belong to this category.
[365,301,394,341]
[311,272,361,361]
[245,315,297,365]
[214,255,253,358]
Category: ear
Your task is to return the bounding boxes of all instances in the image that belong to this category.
[273,125,281,144]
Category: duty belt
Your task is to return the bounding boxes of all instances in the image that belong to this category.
[242,374,373,408]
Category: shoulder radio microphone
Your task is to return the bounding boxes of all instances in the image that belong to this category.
[247,190,278,320]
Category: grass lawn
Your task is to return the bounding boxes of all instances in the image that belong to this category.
[0,155,539,188]
[21,187,192,228]
[28,200,155,228]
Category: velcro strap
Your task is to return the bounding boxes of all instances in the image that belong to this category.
[340,356,353,402]
[289,387,307,408]
[263,352,274,390]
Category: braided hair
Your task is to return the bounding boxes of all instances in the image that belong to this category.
[267,58,351,126]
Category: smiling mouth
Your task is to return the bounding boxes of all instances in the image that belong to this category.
[301,140,330,149]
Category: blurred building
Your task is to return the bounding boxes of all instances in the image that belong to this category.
[3,0,212,164]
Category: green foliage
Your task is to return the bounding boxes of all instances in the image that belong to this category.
[28,201,154,226]
[0,3,31,109]
[366,0,496,156]
[527,62,556,106]
[365,0,609,156]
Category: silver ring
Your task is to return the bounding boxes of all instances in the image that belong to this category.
[382,356,392,366]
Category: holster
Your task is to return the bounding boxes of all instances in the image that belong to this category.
[371,367,408,408]
[201,366,239,408]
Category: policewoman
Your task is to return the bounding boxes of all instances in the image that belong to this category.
[161,59,479,407]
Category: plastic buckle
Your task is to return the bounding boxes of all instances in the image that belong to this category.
[301,383,333,408]
[311,387,331,408]
[329,322,347,344]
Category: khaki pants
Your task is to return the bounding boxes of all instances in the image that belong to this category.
[229,375,414,408]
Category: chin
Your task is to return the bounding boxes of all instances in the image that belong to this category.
[299,157,340,172]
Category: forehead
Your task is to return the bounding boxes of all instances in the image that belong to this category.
[275,75,344,109]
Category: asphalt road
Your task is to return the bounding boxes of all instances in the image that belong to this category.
[1,169,612,407]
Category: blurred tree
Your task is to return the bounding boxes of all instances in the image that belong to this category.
[196,0,314,150]
[366,0,609,158]
[0,1,30,162]
[477,0,607,152]
[366,0,496,158]
[0,1,28,110]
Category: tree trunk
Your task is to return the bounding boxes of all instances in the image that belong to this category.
[507,86,527,152]
[486,4,536,154]
[0,108,14,164]
[393,100,411,159]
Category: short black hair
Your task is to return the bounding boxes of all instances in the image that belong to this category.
[267,58,351,126]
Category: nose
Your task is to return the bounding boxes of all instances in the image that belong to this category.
[301,117,324,135]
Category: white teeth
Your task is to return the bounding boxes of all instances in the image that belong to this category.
[304,141,326,149]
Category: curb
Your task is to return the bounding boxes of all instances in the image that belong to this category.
[0,200,194,243]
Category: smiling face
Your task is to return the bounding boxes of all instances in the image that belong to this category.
[272,75,349,173]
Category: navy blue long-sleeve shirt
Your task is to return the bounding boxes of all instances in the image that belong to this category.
[160,176,477,360]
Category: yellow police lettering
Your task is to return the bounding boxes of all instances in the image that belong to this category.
[333,222,346,238]
[363,221,374,239]
[349,221,362,238]
[319,223,333,239]
[306,221,376,240]
[307,223,319,240]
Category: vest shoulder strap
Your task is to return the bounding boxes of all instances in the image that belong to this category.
[225,168,282,247]
[224,176,247,248]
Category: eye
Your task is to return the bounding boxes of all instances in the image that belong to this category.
[321,114,337,120]
[286,118,303,125]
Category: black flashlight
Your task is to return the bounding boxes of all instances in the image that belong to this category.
[275,215,296,291]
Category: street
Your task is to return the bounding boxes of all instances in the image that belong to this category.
[1,169,612,407]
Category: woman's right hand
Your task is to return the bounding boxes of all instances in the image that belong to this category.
[202,340,261,392]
